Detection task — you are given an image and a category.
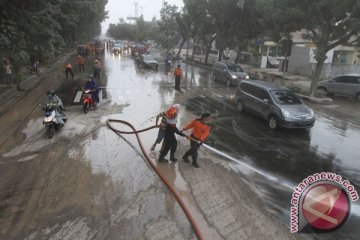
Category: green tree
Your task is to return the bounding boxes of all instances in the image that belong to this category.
[184,0,216,63]
[0,0,107,82]
[157,3,180,52]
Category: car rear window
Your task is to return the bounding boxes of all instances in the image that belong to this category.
[143,55,155,60]
[270,90,301,105]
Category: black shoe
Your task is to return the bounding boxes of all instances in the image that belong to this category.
[158,158,168,162]
[170,157,178,162]
[192,161,199,168]
[182,155,190,163]
[150,144,156,151]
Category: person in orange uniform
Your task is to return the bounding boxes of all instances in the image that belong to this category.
[77,55,85,72]
[182,112,211,168]
[150,104,180,151]
[158,105,186,162]
[174,64,183,91]
[65,63,74,80]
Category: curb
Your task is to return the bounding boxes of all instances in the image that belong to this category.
[295,93,333,104]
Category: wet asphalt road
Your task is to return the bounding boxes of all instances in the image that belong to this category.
[0,47,359,239]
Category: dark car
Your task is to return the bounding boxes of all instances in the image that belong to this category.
[235,80,315,129]
[317,74,360,100]
[131,44,148,56]
[138,54,158,70]
[213,62,249,87]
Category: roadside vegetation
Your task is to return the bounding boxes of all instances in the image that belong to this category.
[0,0,108,83]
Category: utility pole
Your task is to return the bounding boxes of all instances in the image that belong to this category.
[134,1,138,18]
[237,0,244,9]
[139,6,144,17]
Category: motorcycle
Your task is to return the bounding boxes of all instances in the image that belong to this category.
[42,105,67,138]
[165,58,172,68]
[27,64,40,75]
[82,89,96,113]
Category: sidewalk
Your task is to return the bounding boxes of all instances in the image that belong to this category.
[0,52,75,116]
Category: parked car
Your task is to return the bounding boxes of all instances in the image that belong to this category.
[267,56,280,68]
[213,62,249,87]
[235,80,315,129]
[317,74,360,100]
[138,54,159,70]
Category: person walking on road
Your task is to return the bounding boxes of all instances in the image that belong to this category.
[158,105,185,162]
[65,63,74,80]
[93,59,101,78]
[174,64,183,91]
[77,55,85,72]
[3,59,13,87]
[151,104,181,151]
[182,112,211,168]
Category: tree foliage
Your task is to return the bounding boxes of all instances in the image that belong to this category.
[0,0,108,71]
[157,3,181,52]
[107,16,153,42]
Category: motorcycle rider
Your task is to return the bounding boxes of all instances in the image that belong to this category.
[83,75,99,106]
[43,90,66,125]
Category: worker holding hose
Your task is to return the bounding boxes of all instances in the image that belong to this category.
[158,105,186,162]
[182,112,211,168]
[150,104,181,151]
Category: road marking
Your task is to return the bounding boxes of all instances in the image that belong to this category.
[74,91,82,103]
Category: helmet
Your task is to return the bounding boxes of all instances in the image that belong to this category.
[172,104,180,112]
[166,106,178,119]
[47,89,55,97]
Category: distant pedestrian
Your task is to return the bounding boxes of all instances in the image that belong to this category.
[182,112,211,168]
[93,60,101,78]
[77,55,85,72]
[174,64,183,90]
[65,63,74,80]
[3,59,13,87]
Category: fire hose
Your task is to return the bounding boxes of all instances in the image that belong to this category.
[107,118,282,239]
[106,119,204,240]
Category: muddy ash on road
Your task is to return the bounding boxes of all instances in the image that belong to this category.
[0,48,359,240]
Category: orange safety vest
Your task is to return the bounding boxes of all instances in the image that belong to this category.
[183,119,210,141]
[174,68,182,77]
[77,57,84,64]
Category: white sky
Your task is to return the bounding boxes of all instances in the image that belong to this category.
[101,0,184,32]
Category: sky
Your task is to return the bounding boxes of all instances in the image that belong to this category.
[101,0,184,33]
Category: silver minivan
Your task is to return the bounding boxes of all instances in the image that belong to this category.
[317,74,360,100]
[235,80,315,129]
[212,62,249,87]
